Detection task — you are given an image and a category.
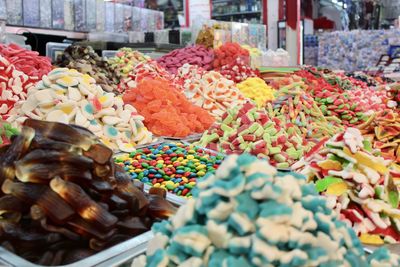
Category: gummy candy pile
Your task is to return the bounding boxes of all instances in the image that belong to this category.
[358,110,400,163]
[174,64,247,118]
[108,48,150,80]
[0,43,52,79]
[133,154,400,266]
[268,82,344,139]
[7,68,153,152]
[0,55,39,119]
[237,77,274,108]
[157,45,214,74]
[123,78,214,137]
[293,128,400,244]
[198,102,314,168]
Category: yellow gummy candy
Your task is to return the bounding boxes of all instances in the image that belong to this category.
[60,105,74,114]
[359,234,384,245]
[326,181,348,196]
[317,160,342,170]
[343,147,388,174]
[99,95,109,103]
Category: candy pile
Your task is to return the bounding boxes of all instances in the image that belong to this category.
[123,78,214,137]
[0,55,39,118]
[359,110,400,163]
[157,45,214,74]
[108,48,150,80]
[324,72,369,91]
[218,57,259,83]
[268,82,343,139]
[0,43,52,79]
[237,77,274,108]
[175,64,247,118]
[0,119,18,146]
[293,128,400,244]
[116,142,223,197]
[7,68,153,152]
[213,42,249,69]
[133,154,400,267]
[295,69,390,127]
[56,45,119,92]
[117,61,175,94]
[0,119,175,265]
[198,102,313,168]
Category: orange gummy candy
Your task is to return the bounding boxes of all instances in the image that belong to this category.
[123,78,215,137]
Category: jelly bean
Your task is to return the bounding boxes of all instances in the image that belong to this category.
[115,142,223,197]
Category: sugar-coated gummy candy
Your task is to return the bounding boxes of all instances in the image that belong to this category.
[157,45,214,75]
[0,55,39,119]
[132,154,400,267]
[115,142,224,197]
[213,42,250,69]
[0,43,52,79]
[7,68,153,152]
[293,127,400,244]
[174,64,247,118]
[237,77,274,108]
[56,45,119,93]
[198,102,313,168]
[218,57,259,83]
[123,78,214,137]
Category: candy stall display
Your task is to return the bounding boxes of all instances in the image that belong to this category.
[55,45,119,93]
[123,78,215,138]
[174,64,247,118]
[0,38,400,266]
[115,142,223,198]
[133,154,400,266]
[198,102,314,168]
[0,119,176,265]
[293,128,400,244]
[6,68,153,152]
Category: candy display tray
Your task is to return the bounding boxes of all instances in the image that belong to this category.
[0,231,153,267]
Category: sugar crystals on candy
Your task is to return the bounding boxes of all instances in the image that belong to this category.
[123,78,214,137]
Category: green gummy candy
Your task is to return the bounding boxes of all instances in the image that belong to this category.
[269,146,281,154]
[273,154,286,163]
[315,176,343,192]
[221,124,234,133]
[276,162,290,168]
[223,114,234,125]
[363,140,372,152]
[326,97,334,103]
